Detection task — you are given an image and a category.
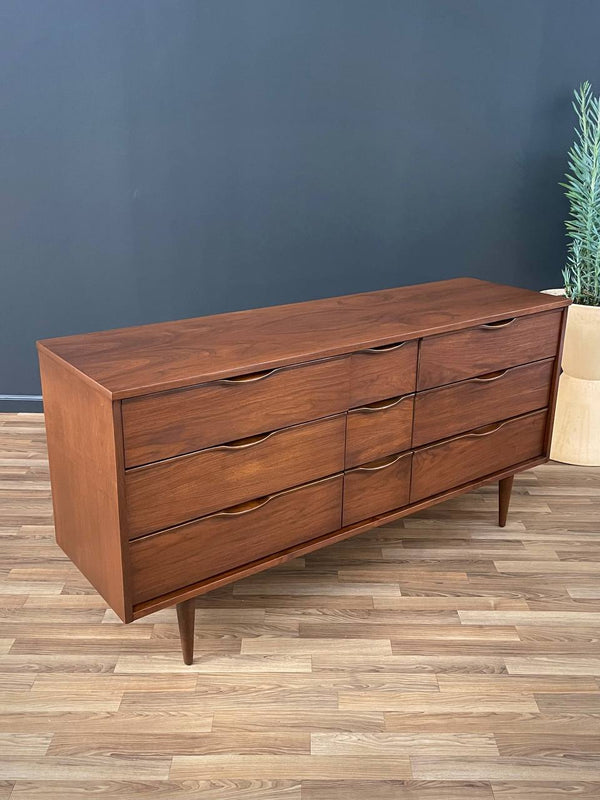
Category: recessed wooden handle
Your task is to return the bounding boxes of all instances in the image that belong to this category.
[467,421,505,437]
[217,430,276,450]
[472,369,508,382]
[480,318,516,329]
[216,495,273,516]
[351,395,409,414]
[362,341,407,353]
[418,419,509,452]
[353,452,408,472]
[220,368,278,384]
[213,474,340,516]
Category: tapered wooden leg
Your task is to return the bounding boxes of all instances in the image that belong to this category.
[498,474,514,528]
[176,598,195,665]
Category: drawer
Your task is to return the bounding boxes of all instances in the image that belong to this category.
[349,340,418,407]
[122,355,350,467]
[130,475,343,604]
[125,414,345,538]
[412,358,554,447]
[345,394,414,468]
[417,310,562,390]
[411,408,547,502]
[342,451,412,527]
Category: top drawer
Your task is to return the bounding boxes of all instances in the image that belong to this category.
[349,340,418,407]
[417,310,563,390]
[122,356,350,467]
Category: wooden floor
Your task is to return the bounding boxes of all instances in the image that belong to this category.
[1,412,599,799]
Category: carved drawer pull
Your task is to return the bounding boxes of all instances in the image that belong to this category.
[214,474,339,517]
[480,318,516,329]
[472,369,509,382]
[353,452,408,472]
[352,395,409,414]
[216,495,273,516]
[362,341,407,353]
[467,421,506,436]
[217,430,276,450]
[220,368,278,384]
[419,418,510,451]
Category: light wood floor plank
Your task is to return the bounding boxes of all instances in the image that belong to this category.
[169,754,412,780]
[459,610,600,626]
[114,653,313,673]
[384,711,600,734]
[310,732,499,756]
[0,757,171,781]
[505,657,600,676]
[9,780,301,800]
[490,782,600,799]
[339,692,539,713]
[437,675,599,693]
[47,731,310,756]
[301,781,495,800]
[410,755,600,780]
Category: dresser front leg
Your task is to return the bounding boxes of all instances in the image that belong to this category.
[498,474,514,528]
[176,598,196,665]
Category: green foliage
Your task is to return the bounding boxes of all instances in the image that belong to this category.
[562,82,600,306]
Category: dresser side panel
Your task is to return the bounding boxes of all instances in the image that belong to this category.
[38,350,131,621]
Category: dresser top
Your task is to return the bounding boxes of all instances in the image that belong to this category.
[37,278,568,400]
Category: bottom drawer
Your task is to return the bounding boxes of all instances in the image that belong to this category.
[411,409,547,502]
[130,475,343,604]
[343,451,412,527]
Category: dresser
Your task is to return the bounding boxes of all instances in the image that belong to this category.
[37,278,569,663]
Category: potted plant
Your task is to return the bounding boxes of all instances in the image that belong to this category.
[546,82,600,465]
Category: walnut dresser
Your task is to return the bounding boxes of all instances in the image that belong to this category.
[37,278,570,663]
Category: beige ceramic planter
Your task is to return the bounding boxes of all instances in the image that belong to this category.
[542,289,600,466]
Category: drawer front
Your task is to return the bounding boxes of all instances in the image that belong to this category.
[412,358,554,447]
[126,414,345,538]
[411,409,547,502]
[345,394,414,468]
[417,310,562,390]
[349,340,418,407]
[122,356,350,467]
[342,451,412,527]
[130,475,343,604]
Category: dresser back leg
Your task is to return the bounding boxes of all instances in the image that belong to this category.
[498,474,515,528]
[176,598,196,665]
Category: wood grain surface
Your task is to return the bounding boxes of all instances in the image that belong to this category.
[343,452,412,526]
[122,356,351,467]
[345,394,414,468]
[36,278,569,399]
[130,476,343,603]
[411,410,547,503]
[417,310,563,391]
[1,412,599,797]
[37,353,131,622]
[125,414,346,537]
[348,340,418,407]
[413,359,554,447]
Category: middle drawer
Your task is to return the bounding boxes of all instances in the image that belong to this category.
[125,414,346,538]
[345,394,414,468]
[412,358,554,447]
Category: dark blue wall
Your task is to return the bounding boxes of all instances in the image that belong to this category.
[2,0,600,407]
